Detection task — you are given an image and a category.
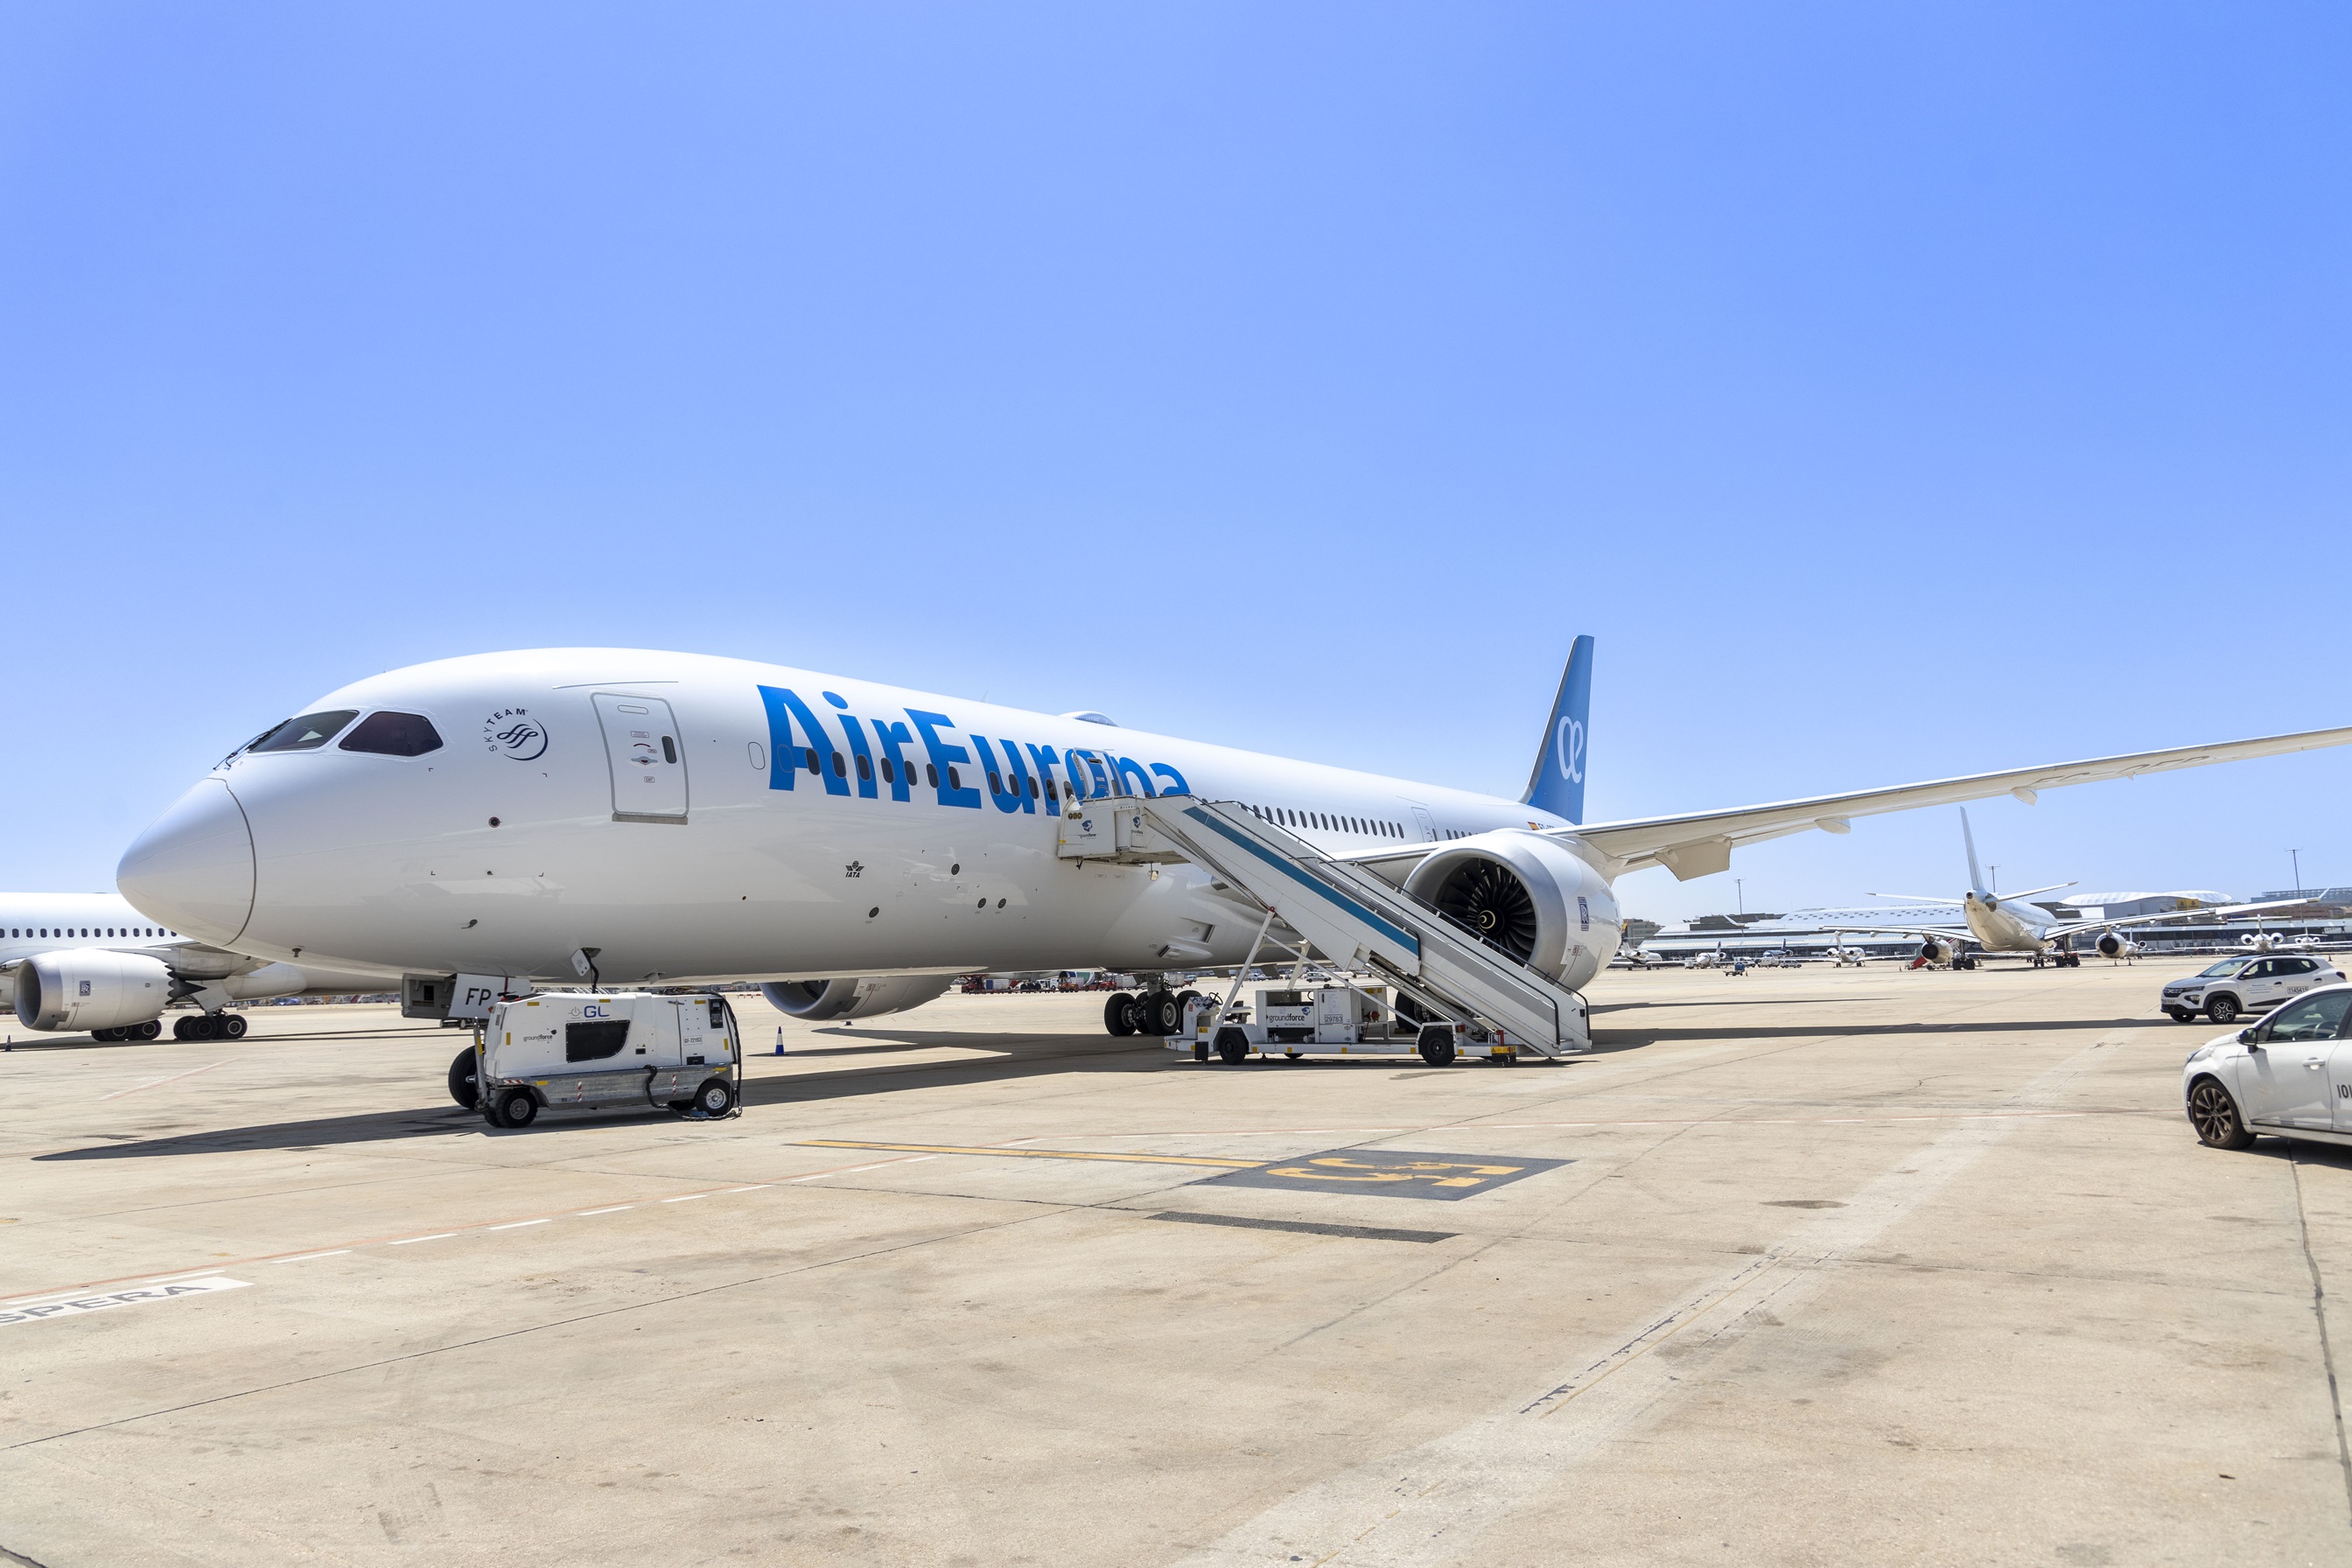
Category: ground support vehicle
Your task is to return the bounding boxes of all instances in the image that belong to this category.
[1172,984,1530,1066]
[450,991,743,1129]
[2182,983,2352,1150]
[2159,956,2344,1024]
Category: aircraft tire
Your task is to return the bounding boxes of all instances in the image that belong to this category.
[174,1015,213,1041]
[493,1088,539,1128]
[1139,990,1180,1036]
[130,1019,160,1040]
[220,1015,248,1040]
[1417,1026,1456,1067]
[1103,992,1138,1037]
[690,1077,737,1117]
[448,1048,480,1110]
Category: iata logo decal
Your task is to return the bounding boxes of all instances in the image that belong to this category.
[1555,717,1586,784]
[483,708,549,761]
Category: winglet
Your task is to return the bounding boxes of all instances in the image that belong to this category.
[1522,636,1593,823]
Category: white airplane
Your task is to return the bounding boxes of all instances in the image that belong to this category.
[1851,808,2295,968]
[97,639,2352,1058]
[1,892,393,1040]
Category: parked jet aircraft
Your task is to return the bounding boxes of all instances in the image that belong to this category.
[1,892,393,1038]
[1851,808,2295,967]
[102,639,2352,1052]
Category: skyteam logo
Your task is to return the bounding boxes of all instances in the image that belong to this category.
[483,708,548,761]
[1556,716,1585,785]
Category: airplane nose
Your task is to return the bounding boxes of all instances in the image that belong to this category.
[117,778,256,945]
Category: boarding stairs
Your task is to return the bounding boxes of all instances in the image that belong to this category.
[1058,792,1590,1055]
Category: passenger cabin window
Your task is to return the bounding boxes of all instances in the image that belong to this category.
[340,711,444,757]
[251,710,360,752]
[565,1019,631,1061]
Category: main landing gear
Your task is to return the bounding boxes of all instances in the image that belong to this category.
[88,1020,164,1042]
[1103,988,1202,1039]
[171,1013,248,1041]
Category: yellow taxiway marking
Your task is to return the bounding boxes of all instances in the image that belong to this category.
[795,1138,1264,1170]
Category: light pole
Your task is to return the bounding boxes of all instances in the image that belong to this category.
[2291,849,2303,895]
[1990,864,1998,894]
[1735,878,1744,917]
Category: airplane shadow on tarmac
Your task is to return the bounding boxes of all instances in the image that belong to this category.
[32,1034,1177,1162]
[32,1014,2165,1163]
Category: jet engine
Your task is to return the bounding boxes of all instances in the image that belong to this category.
[2095,933,2139,960]
[14,949,172,1032]
[760,975,956,1021]
[1399,830,1621,991]
[1917,936,1957,966]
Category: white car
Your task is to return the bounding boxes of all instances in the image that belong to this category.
[2183,984,2352,1149]
[2158,955,2344,1025]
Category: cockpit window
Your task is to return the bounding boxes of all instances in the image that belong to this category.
[339,711,444,757]
[250,710,360,752]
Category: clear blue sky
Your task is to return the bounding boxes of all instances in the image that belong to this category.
[4,3,2346,920]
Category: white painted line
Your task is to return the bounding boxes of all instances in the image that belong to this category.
[389,1233,455,1245]
[141,1269,229,1284]
[789,1155,935,1182]
[661,1194,709,1203]
[488,1219,550,1230]
[99,1060,235,1102]
[270,1250,352,1264]
[577,1206,634,1215]
[0,1277,248,1327]
[725,1186,771,1193]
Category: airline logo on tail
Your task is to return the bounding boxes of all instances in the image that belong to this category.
[1556,717,1585,786]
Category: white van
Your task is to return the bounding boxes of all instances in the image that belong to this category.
[471,991,742,1129]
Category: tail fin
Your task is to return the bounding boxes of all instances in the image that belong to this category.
[1522,635,1593,823]
[1960,808,1987,894]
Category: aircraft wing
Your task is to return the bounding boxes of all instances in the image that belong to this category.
[1767,920,1968,942]
[2053,898,2312,935]
[1571,723,2352,880]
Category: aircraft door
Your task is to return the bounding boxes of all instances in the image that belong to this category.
[1410,805,1438,843]
[593,695,689,822]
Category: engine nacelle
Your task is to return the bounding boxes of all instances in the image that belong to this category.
[761,975,956,1021]
[2095,933,2138,960]
[1918,937,1956,965]
[1399,830,1621,991]
[14,949,172,1032]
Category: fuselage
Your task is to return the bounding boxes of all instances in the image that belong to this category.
[118,649,1587,989]
[1960,893,2058,952]
[0,892,186,969]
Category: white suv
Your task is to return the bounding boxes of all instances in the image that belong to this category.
[2159,956,2343,1026]
[2183,984,2352,1150]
